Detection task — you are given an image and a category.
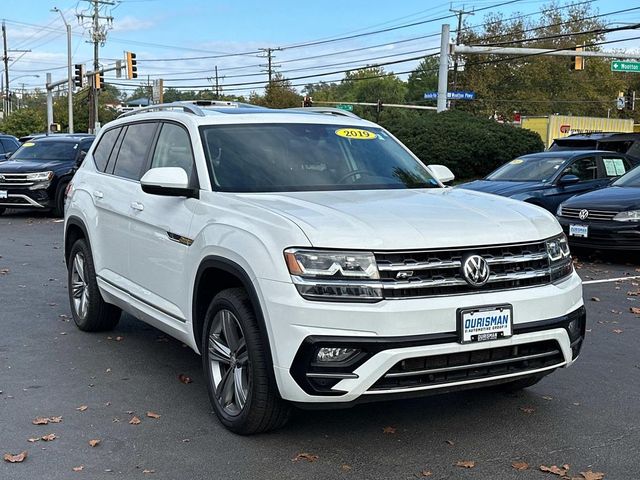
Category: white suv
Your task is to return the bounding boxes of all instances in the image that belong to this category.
[64,101,585,434]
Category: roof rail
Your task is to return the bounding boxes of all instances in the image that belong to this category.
[287,106,361,119]
[118,102,207,118]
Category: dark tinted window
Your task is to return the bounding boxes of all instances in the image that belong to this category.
[613,165,640,187]
[562,157,597,181]
[1,139,17,152]
[112,123,157,180]
[150,123,194,178]
[487,156,566,182]
[0,142,4,154]
[93,128,120,172]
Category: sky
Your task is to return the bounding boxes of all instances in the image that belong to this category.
[2,0,639,98]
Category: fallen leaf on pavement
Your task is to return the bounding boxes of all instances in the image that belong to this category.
[32,416,49,425]
[129,416,141,425]
[630,307,640,315]
[540,464,568,475]
[520,406,535,414]
[512,461,529,471]
[72,466,84,472]
[76,405,88,412]
[115,336,124,341]
[419,470,432,477]
[89,439,100,447]
[178,374,192,384]
[445,440,455,446]
[49,416,63,423]
[0,268,10,275]
[3,451,27,463]
[292,452,319,462]
[27,438,39,443]
[146,411,161,419]
[542,396,553,401]
[41,433,57,442]
[382,426,396,434]
[580,471,605,480]
[590,297,600,302]
[456,460,475,468]
[612,329,623,334]
[143,469,155,474]
[341,464,352,472]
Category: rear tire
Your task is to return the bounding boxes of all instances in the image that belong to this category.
[67,239,121,332]
[202,288,290,434]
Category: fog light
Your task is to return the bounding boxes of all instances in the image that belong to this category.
[316,347,360,363]
[567,318,581,340]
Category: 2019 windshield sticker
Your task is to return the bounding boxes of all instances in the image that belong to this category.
[335,128,377,140]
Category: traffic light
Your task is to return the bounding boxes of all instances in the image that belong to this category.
[376,99,383,114]
[126,51,138,79]
[94,72,105,90]
[626,90,636,111]
[73,64,85,88]
[573,44,584,71]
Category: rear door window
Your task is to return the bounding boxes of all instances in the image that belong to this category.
[93,128,121,172]
[112,122,158,180]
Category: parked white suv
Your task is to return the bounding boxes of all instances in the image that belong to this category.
[64,101,585,434]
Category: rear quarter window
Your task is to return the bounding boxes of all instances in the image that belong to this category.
[93,128,121,172]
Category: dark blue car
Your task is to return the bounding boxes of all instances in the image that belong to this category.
[458,150,637,213]
[557,165,640,250]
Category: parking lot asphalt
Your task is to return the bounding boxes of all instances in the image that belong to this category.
[1,211,639,480]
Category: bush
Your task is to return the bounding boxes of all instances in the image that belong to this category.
[379,109,544,180]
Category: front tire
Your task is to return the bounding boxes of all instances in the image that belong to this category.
[202,288,290,434]
[68,239,121,331]
[52,181,68,217]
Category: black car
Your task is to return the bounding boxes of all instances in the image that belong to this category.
[549,132,640,161]
[557,164,640,250]
[0,134,21,160]
[0,135,94,217]
[458,151,636,213]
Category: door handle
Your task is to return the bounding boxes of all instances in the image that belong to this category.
[130,201,144,211]
[93,190,103,199]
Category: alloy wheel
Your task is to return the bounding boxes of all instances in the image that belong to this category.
[71,252,89,319]
[208,309,249,416]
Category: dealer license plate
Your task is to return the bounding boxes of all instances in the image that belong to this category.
[458,305,512,344]
[0,190,7,199]
[569,224,588,238]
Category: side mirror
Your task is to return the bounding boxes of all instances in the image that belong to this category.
[557,174,580,186]
[428,164,455,184]
[0,152,10,161]
[140,167,198,198]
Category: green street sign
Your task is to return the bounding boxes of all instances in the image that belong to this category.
[611,61,640,73]
[336,104,354,111]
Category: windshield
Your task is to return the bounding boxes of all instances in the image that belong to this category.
[200,123,439,192]
[12,141,79,161]
[613,165,640,187]
[486,156,566,182]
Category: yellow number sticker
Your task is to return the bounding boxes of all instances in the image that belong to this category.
[23,142,35,147]
[335,128,377,140]
[510,158,524,164]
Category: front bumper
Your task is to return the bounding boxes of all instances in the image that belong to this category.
[558,216,640,250]
[0,187,52,209]
[260,271,584,403]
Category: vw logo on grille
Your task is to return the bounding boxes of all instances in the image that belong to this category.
[578,209,589,220]
[462,254,490,287]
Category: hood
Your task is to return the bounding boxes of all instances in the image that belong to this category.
[562,186,640,211]
[235,188,561,250]
[0,158,72,173]
[458,179,549,197]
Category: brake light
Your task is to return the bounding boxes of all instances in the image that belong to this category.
[65,181,73,199]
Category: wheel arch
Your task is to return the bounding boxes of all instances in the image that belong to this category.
[64,216,91,266]
[193,256,274,371]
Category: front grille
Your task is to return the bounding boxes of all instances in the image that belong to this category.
[375,241,551,298]
[0,173,35,188]
[560,207,618,221]
[369,340,564,391]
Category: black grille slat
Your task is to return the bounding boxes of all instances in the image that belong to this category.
[369,340,563,391]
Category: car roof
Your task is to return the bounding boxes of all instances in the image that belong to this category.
[520,150,624,159]
[556,132,640,141]
[29,135,95,143]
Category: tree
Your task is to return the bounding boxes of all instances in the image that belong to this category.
[405,56,439,103]
[0,107,46,137]
[251,73,301,108]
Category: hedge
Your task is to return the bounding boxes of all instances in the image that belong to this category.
[379,109,544,180]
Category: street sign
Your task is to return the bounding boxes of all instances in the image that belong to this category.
[617,96,626,110]
[336,104,354,112]
[611,61,640,73]
[424,91,476,100]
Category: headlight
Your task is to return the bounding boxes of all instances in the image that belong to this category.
[26,171,53,182]
[613,210,640,222]
[556,204,563,216]
[284,249,382,301]
[546,234,572,282]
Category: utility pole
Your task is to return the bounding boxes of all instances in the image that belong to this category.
[2,22,8,115]
[437,24,451,113]
[52,7,74,133]
[450,6,474,106]
[259,47,281,86]
[214,65,219,98]
[77,0,114,133]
